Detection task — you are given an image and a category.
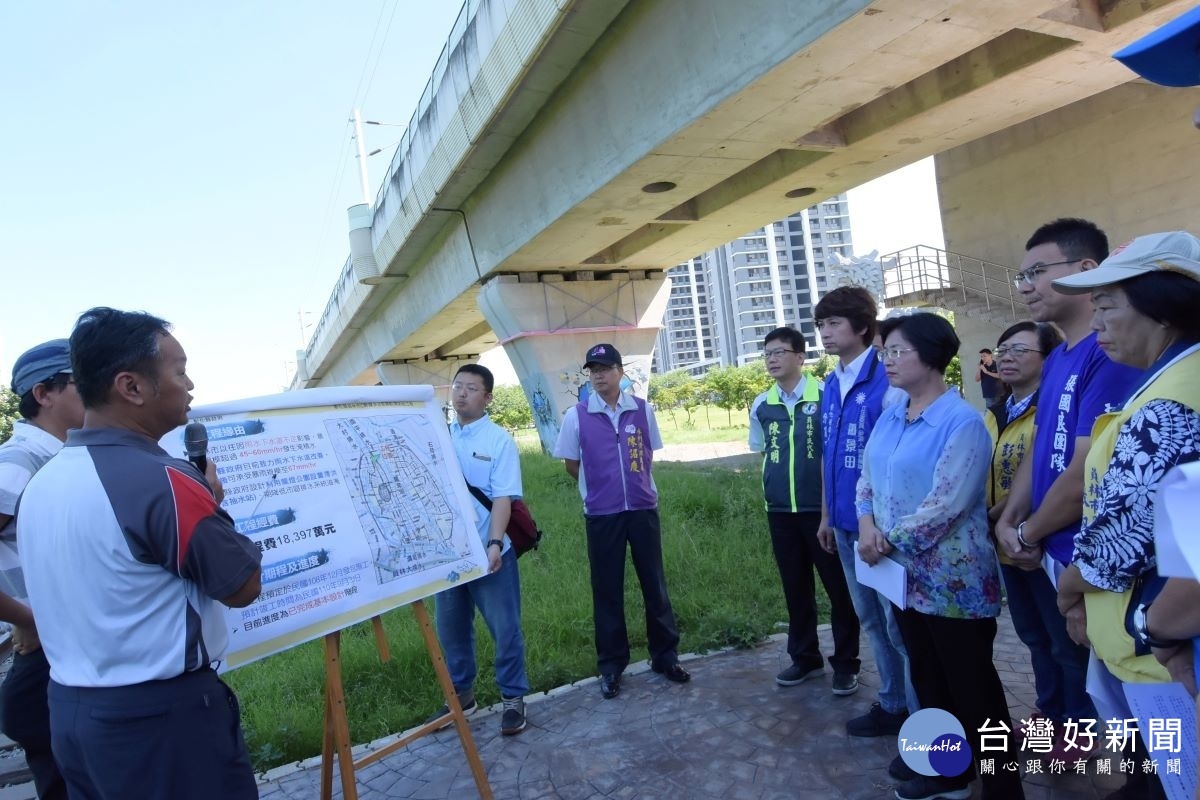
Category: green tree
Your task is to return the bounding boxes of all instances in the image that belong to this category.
[702,365,741,425]
[647,372,670,407]
[806,353,838,382]
[488,384,533,432]
[945,356,963,393]
[731,363,771,413]
[649,370,701,428]
[0,387,19,445]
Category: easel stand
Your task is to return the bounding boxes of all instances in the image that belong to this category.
[320,599,493,799]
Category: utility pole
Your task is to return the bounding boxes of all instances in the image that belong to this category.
[351,107,372,206]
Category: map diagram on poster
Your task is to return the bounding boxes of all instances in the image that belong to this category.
[162,385,486,670]
[326,415,459,583]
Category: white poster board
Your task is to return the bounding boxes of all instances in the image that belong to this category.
[161,385,485,669]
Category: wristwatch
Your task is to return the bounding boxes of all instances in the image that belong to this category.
[1131,602,1183,649]
[486,539,504,551]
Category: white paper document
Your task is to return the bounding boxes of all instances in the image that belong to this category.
[854,551,906,609]
[1154,462,1200,579]
[1122,680,1197,800]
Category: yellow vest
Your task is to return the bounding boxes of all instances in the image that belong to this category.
[1082,347,1200,684]
[985,398,1037,567]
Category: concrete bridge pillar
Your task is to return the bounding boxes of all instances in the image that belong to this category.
[478,271,669,452]
[376,357,479,423]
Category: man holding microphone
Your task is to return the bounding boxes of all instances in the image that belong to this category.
[18,308,262,800]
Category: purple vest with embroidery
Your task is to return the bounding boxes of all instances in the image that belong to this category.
[576,397,657,515]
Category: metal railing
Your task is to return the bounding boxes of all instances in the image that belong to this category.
[881,244,1023,320]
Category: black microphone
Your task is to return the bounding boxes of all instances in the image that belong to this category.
[184,422,209,475]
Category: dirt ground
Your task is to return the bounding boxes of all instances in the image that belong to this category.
[656,440,756,468]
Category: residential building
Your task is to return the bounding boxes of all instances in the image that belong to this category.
[653,196,853,373]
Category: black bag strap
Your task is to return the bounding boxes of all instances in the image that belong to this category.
[464,478,493,511]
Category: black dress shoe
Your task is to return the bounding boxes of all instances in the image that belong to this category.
[653,662,691,683]
[600,673,621,699]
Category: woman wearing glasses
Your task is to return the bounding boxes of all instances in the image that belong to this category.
[1051,232,1200,800]
[983,322,1093,763]
[856,312,1023,800]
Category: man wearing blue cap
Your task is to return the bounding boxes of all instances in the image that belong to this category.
[0,339,83,800]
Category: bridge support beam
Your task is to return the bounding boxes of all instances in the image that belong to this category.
[376,357,479,422]
[478,271,669,452]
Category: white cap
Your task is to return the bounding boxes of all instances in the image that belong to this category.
[1051,231,1200,295]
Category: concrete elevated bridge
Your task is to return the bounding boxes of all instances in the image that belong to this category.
[295,0,1200,448]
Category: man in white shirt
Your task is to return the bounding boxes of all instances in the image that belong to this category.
[0,339,84,800]
[427,364,530,735]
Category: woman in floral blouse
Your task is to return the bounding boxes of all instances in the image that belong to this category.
[857,312,1022,800]
[1050,233,1200,698]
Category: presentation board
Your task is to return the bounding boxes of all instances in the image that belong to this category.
[161,385,486,669]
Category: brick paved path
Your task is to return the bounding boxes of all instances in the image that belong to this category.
[258,611,1133,799]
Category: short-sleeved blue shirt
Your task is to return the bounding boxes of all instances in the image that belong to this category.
[451,414,522,553]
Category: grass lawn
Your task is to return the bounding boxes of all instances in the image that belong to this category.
[228,449,828,771]
[514,403,752,449]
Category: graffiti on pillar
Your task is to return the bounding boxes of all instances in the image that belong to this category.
[558,367,589,402]
[527,381,561,455]
[530,386,553,429]
[559,362,648,405]
[622,364,648,394]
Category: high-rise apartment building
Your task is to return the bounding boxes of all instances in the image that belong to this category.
[653,195,853,374]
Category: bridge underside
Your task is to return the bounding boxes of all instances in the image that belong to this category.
[301,0,1193,405]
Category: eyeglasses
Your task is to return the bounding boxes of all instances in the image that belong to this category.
[763,348,797,359]
[995,345,1044,358]
[583,364,618,376]
[1012,259,1082,287]
[39,373,74,391]
[451,382,485,394]
[877,347,916,362]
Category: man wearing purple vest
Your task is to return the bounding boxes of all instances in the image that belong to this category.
[553,343,690,699]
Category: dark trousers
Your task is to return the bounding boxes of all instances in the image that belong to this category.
[895,609,1025,800]
[49,669,257,800]
[585,508,680,674]
[1000,563,1096,723]
[767,511,860,675]
[0,648,66,800]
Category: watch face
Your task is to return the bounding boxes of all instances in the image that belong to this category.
[1134,605,1149,640]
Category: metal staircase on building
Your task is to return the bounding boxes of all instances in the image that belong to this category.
[880,244,1027,325]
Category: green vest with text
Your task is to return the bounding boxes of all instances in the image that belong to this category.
[757,378,823,513]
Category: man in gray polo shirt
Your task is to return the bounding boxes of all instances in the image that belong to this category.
[18,308,262,800]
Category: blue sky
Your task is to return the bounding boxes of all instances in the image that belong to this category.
[3,2,942,398]
[1,2,463,404]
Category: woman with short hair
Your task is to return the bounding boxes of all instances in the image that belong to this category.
[1051,232,1200,800]
[984,321,1095,761]
[857,312,1023,800]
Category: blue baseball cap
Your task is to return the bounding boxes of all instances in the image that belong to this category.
[1113,6,1200,87]
[11,339,72,396]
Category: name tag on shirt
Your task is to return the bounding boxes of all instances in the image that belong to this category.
[472,452,492,462]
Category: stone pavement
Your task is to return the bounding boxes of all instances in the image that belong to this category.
[258,611,1135,799]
